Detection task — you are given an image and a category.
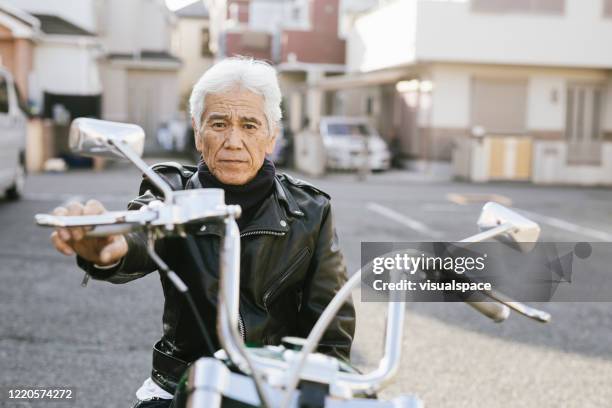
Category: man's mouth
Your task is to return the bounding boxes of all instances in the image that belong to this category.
[218,159,247,164]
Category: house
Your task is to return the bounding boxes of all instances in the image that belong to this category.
[306,0,612,185]
[97,0,181,139]
[1,0,102,119]
[171,0,214,110]
[0,2,37,102]
[4,0,181,140]
[205,0,377,132]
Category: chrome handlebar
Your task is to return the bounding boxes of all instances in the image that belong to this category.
[35,198,550,399]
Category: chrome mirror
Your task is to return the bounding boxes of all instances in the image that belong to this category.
[69,118,145,159]
[477,202,541,252]
[69,117,173,201]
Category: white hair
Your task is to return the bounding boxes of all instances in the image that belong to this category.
[189,57,282,133]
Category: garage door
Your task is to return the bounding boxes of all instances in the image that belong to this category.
[471,77,531,180]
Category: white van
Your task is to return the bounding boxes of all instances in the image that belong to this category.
[319,116,391,171]
[0,67,26,200]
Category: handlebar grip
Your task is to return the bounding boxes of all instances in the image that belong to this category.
[466,301,510,323]
[85,224,135,237]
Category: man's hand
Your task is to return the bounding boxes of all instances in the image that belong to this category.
[50,199,128,266]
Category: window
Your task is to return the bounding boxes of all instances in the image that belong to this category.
[604,0,612,17]
[472,0,565,14]
[565,84,604,164]
[201,28,212,57]
[0,76,9,114]
[327,123,370,137]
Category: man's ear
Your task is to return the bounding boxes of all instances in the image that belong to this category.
[192,117,202,152]
[265,124,279,155]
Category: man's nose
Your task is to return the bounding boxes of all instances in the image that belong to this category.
[224,126,244,149]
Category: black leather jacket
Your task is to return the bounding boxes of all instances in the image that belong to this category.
[77,162,356,394]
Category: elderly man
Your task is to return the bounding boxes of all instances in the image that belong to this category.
[50,58,355,407]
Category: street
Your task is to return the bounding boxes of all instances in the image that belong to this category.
[1,162,612,408]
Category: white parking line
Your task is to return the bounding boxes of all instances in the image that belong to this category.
[366,202,443,238]
[519,209,612,242]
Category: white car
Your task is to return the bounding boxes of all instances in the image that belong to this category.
[320,116,390,171]
[0,67,27,199]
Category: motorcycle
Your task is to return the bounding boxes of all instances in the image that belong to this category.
[35,118,551,408]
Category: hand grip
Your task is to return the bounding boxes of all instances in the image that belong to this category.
[85,224,136,237]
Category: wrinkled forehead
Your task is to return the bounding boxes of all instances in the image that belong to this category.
[203,89,266,120]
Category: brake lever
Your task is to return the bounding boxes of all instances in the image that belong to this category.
[34,210,157,237]
[428,267,551,323]
[481,288,551,323]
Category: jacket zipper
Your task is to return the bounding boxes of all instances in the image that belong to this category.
[240,230,286,238]
[238,311,246,341]
[262,247,310,311]
[235,229,285,340]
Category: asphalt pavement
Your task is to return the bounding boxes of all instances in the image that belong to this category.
[1,161,611,407]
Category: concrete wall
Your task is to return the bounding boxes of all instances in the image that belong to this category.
[172,18,214,105]
[429,64,611,135]
[99,63,128,122]
[416,0,612,68]
[430,66,470,129]
[4,0,98,33]
[532,141,612,185]
[349,0,612,72]
[31,40,101,105]
[604,78,612,135]
[103,0,172,54]
[346,0,417,73]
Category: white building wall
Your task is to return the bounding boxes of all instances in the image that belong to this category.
[4,0,98,33]
[532,142,612,185]
[430,66,470,129]
[31,41,101,103]
[604,79,612,132]
[429,64,611,133]
[526,76,565,131]
[416,0,612,69]
[99,64,128,122]
[172,19,214,104]
[103,0,172,54]
[345,0,417,73]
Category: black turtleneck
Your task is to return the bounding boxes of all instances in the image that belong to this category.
[197,158,276,229]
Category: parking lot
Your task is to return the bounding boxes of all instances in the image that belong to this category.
[1,163,611,407]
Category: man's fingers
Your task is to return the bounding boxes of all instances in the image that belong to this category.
[99,235,128,265]
[83,199,106,215]
[82,200,106,233]
[51,230,75,256]
[65,201,85,240]
[52,206,71,241]
[65,201,85,215]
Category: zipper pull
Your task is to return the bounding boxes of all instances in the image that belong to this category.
[81,272,90,287]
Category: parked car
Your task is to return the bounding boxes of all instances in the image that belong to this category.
[320,116,390,171]
[269,124,291,167]
[0,67,27,200]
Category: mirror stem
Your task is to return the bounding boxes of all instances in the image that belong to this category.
[460,223,513,244]
[108,138,174,202]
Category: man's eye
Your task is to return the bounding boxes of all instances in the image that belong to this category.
[212,122,226,129]
[243,124,257,130]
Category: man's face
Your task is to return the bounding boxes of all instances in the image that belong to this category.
[194,88,277,185]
